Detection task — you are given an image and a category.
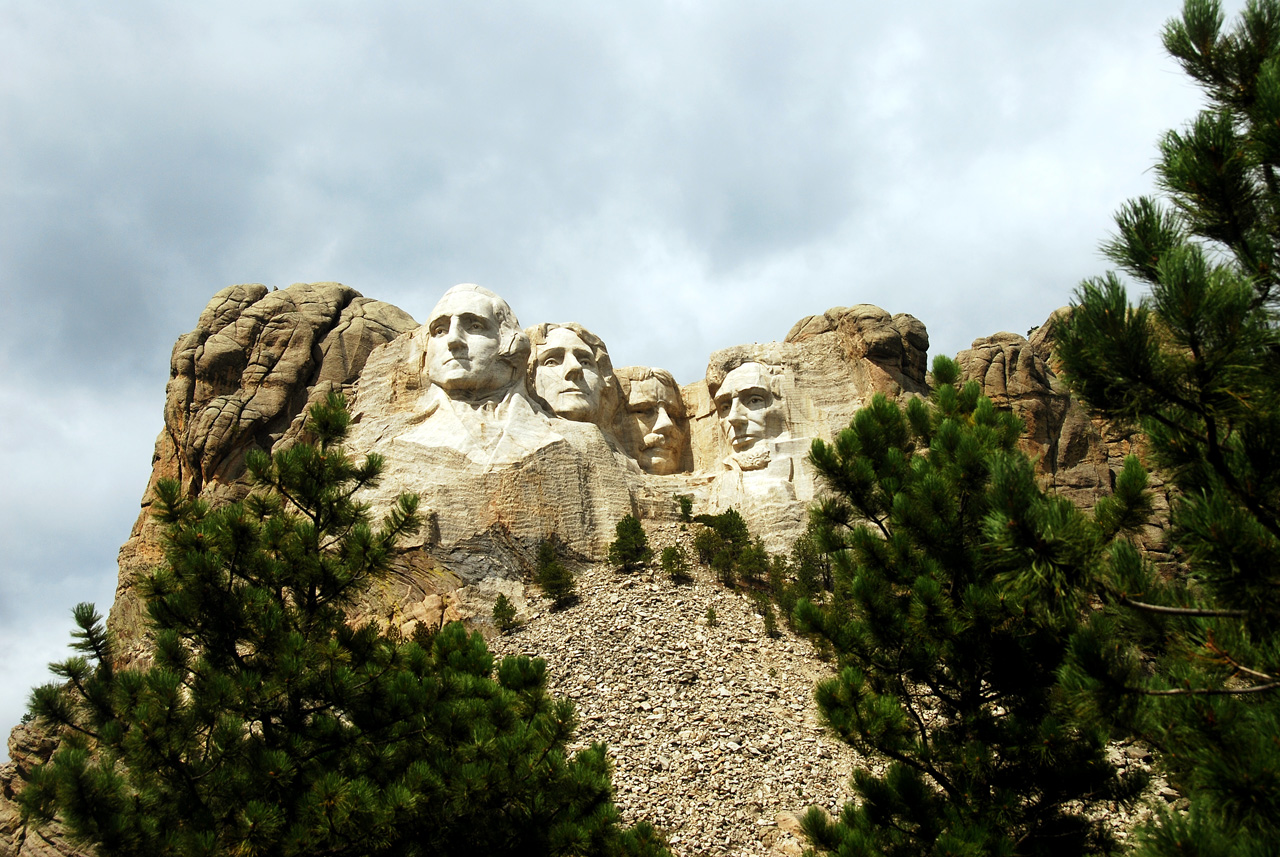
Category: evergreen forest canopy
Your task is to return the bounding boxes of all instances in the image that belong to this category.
[19,0,1280,854]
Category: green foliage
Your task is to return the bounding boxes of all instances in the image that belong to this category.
[710,545,735,587]
[659,545,691,583]
[751,593,780,639]
[691,509,759,588]
[22,393,666,857]
[762,526,831,632]
[797,362,1147,856]
[536,537,577,608]
[1054,3,1280,852]
[704,606,717,627]
[693,508,750,552]
[674,494,693,522]
[692,527,722,566]
[492,593,518,633]
[607,515,652,572]
[736,539,769,587]
[767,554,790,603]
[789,525,831,595]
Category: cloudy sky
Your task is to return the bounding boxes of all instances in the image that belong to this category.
[0,0,1238,753]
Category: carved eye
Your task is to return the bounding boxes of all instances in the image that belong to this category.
[430,324,448,337]
[716,400,730,415]
[543,356,561,367]
[746,394,767,407]
[468,320,487,332]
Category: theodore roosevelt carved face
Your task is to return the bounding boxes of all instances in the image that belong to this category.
[713,361,783,453]
[424,284,528,399]
[530,324,609,423]
[617,367,687,475]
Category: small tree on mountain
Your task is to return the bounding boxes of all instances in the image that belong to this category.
[736,538,770,588]
[607,515,652,572]
[492,593,518,632]
[22,393,667,857]
[536,537,577,608]
[660,545,692,583]
[691,508,753,587]
[1054,2,1280,852]
[796,357,1148,856]
[674,494,693,522]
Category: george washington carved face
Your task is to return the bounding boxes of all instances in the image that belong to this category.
[424,285,527,399]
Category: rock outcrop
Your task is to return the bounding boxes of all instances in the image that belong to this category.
[955,312,1172,562]
[111,283,418,663]
[1,283,1167,857]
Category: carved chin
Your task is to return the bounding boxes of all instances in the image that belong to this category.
[640,444,680,475]
[731,446,771,471]
[549,395,597,421]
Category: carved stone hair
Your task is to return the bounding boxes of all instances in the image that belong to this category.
[705,358,784,400]
[525,321,615,391]
[615,366,686,419]
[429,283,530,369]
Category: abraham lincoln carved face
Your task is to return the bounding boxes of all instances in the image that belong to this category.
[713,362,782,453]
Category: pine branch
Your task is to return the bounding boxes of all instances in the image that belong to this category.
[1204,632,1275,681]
[1139,681,1279,695]
[1121,598,1247,617]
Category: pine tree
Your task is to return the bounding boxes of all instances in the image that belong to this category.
[736,539,769,588]
[659,545,692,583]
[674,494,693,522]
[796,358,1148,856]
[690,509,753,587]
[22,393,667,857]
[492,593,518,632]
[1054,2,1280,851]
[607,515,652,572]
[536,537,577,608]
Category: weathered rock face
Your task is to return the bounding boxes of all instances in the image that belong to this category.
[109,282,419,662]
[956,318,1107,502]
[116,287,943,629]
[955,312,1173,562]
[674,304,931,551]
[2,283,1163,857]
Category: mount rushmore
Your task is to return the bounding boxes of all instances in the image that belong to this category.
[90,279,1140,657]
[1,278,1161,856]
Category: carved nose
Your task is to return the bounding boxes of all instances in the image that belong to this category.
[444,319,465,350]
[562,353,583,379]
[652,405,675,433]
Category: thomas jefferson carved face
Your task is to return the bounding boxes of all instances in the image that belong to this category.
[425,288,513,398]
[533,327,606,422]
[714,362,782,453]
[624,375,687,475]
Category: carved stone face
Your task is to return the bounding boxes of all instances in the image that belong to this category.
[714,362,782,452]
[425,289,510,397]
[625,376,687,475]
[533,327,605,422]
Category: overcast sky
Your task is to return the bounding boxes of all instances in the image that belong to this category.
[0,0,1239,755]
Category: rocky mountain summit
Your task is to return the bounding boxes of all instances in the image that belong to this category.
[0,281,1163,857]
